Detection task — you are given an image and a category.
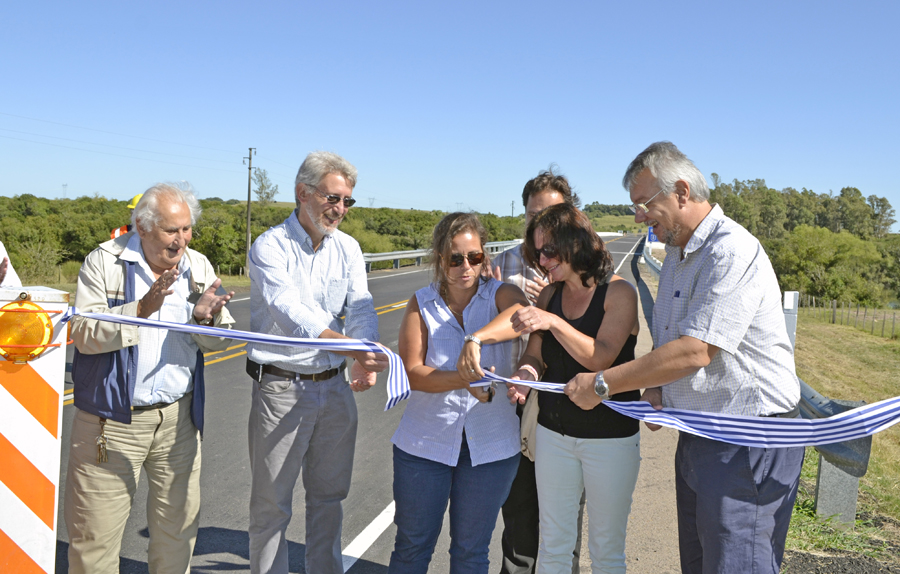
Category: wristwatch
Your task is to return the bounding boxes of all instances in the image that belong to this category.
[593,371,609,401]
[463,334,483,348]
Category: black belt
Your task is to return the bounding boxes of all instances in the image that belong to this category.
[132,402,171,411]
[131,392,191,411]
[767,405,801,419]
[247,358,345,382]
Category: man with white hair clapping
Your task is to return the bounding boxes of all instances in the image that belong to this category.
[65,182,235,574]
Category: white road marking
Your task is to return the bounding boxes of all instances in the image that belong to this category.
[342,501,396,572]
[231,296,250,302]
[614,240,642,274]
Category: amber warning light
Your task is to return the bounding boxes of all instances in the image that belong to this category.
[0,300,63,363]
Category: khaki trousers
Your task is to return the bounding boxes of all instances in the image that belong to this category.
[64,393,201,574]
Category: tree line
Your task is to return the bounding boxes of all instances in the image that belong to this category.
[708,177,898,307]
[1,179,897,307]
[0,194,527,279]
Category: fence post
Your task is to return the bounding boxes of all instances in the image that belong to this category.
[783,292,799,348]
[832,300,836,324]
[841,301,845,325]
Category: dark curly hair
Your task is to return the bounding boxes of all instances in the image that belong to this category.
[523,203,612,287]
[521,166,580,208]
[430,212,491,299]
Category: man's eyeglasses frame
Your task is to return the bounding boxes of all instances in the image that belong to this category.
[629,185,670,215]
[308,184,357,208]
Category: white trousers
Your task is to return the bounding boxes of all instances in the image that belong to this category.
[534,424,640,574]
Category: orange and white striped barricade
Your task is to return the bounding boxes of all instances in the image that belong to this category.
[0,287,70,574]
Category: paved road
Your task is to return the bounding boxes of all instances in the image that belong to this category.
[54,234,649,573]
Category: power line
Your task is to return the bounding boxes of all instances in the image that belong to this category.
[0,111,237,154]
[255,154,299,171]
[0,134,245,175]
[0,128,238,164]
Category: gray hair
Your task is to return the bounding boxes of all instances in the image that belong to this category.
[294,151,358,209]
[132,181,202,233]
[622,141,709,202]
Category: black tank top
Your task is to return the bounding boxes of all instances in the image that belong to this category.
[537,281,640,439]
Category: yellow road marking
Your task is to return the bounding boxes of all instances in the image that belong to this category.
[378,300,409,315]
[204,342,247,358]
[205,350,247,366]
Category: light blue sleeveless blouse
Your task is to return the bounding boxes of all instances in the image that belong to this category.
[391,278,520,466]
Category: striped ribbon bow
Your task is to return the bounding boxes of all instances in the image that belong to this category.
[61,308,410,412]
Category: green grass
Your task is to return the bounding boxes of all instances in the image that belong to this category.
[589,214,643,234]
[785,315,900,560]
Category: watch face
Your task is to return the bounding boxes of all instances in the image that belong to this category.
[594,375,608,398]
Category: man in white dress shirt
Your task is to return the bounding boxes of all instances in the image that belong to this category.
[65,182,235,574]
[246,151,389,574]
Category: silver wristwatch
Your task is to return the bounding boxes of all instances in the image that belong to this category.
[463,334,483,348]
[593,371,609,401]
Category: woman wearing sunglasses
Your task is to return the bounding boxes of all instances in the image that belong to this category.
[389,212,530,574]
[486,203,641,574]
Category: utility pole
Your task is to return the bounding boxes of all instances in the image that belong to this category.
[511,201,514,217]
[243,148,256,271]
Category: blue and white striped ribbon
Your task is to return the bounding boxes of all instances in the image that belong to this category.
[601,397,900,448]
[61,308,410,411]
[59,308,900,445]
[469,371,900,448]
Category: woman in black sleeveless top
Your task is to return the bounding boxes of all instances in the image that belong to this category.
[506,204,641,574]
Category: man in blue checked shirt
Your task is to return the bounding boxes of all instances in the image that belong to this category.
[246,151,389,574]
[565,142,804,574]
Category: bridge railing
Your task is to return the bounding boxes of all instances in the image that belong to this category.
[363,240,522,273]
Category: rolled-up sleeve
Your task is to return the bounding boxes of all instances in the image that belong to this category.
[678,247,762,355]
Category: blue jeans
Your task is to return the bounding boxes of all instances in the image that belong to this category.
[388,439,520,574]
[675,432,804,574]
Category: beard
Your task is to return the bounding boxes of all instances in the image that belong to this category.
[659,223,682,247]
[303,202,341,236]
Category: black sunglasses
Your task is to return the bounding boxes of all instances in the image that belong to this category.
[310,185,356,208]
[448,251,485,267]
[533,244,559,261]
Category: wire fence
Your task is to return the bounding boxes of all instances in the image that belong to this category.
[800,293,899,340]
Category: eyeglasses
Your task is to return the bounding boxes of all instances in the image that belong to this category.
[448,251,485,267]
[309,184,357,208]
[533,244,559,261]
[628,186,668,214]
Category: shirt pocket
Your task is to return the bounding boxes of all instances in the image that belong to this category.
[326,278,349,316]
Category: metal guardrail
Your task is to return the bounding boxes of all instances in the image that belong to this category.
[363,233,625,273]
[641,237,663,277]
[363,240,522,272]
[782,290,871,525]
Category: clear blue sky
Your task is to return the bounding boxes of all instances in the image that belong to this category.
[2,1,898,229]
